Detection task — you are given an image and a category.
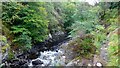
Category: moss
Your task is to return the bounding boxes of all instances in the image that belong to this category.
[8,50,15,60]
[2,44,10,53]
[0,35,10,53]
[0,35,6,42]
[0,35,15,60]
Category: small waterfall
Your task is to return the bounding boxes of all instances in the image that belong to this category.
[28,49,66,66]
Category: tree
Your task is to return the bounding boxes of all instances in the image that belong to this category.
[2,2,49,50]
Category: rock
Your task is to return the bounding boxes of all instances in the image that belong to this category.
[27,49,40,59]
[0,35,10,64]
[66,61,75,66]
[18,59,28,65]
[93,55,107,66]
[10,59,28,65]
[66,59,78,66]
[66,58,94,66]
[16,53,26,59]
[2,59,28,68]
[9,64,28,68]
[96,62,102,67]
[59,42,76,63]
[32,60,43,65]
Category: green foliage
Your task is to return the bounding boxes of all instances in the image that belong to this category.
[68,2,119,65]
[69,3,100,38]
[91,25,106,49]
[68,34,96,59]
[62,3,76,32]
[69,21,95,37]
[98,2,119,66]
[2,44,9,53]
[44,2,64,34]
[96,2,119,66]
[0,35,7,43]
[2,2,49,50]
[2,2,119,66]
[0,35,10,53]
[8,50,15,60]
[107,32,118,66]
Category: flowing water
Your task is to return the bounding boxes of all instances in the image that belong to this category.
[28,49,66,66]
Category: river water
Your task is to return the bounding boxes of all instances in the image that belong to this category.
[28,49,66,66]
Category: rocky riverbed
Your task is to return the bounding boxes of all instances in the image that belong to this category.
[1,34,108,68]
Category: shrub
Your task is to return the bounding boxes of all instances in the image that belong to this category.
[68,34,96,59]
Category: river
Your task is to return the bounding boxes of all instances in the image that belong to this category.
[28,49,66,66]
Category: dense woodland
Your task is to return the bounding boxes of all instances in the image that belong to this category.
[0,2,120,67]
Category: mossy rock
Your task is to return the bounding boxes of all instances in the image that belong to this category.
[0,35,6,42]
[8,50,15,60]
[2,44,10,53]
[0,35,10,53]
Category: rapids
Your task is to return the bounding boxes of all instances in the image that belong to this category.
[28,49,66,66]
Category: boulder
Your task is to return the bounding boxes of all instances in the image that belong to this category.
[3,59,29,68]
[10,59,28,65]
[32,60,43,65]
[59,41,76,64]
[27,49,40,59]
[0,35,10,63]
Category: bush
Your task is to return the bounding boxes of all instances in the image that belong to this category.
[68,34,96,59]
[2,2,49,50]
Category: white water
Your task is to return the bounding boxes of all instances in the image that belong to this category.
[28,49,66,66]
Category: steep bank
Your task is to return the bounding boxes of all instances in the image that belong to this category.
[1,32,69,67]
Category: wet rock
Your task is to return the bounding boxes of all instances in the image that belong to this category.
[27,49,40,59]
[9,64,28,68]
[32,31,67,52]
[3,59,28,68]
[10,59,28,65]
[32,60,43,65]
[16,53,27,59]
[18,59,28,65]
